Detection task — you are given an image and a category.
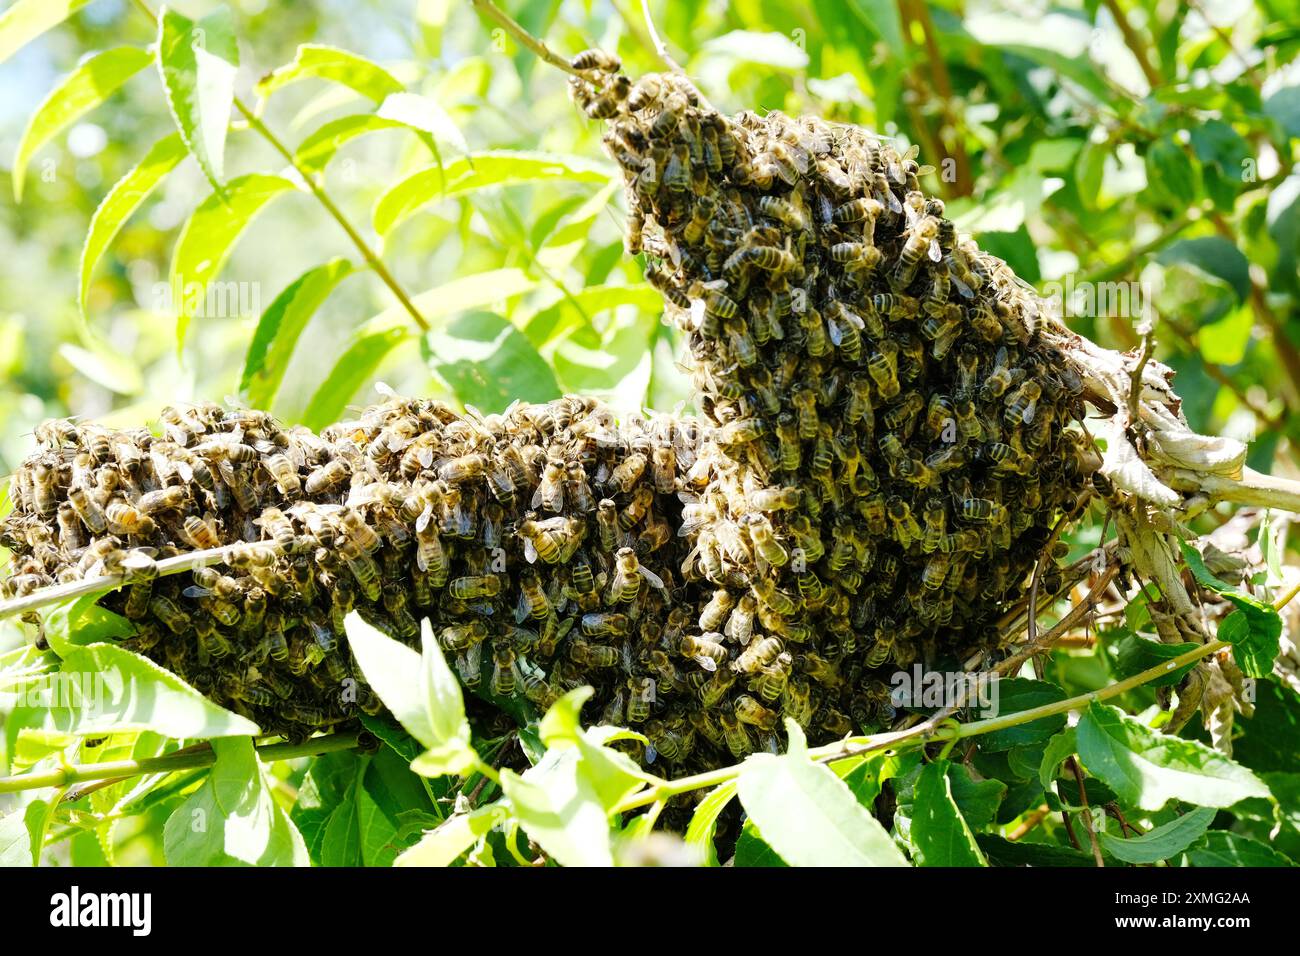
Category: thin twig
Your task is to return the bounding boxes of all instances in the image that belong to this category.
[1069,756,1105,866]
[0,731,363,794]
[1100,0,1162,89]
[0,543,248,620]
[467,0,587,78]
[639,0,683,73]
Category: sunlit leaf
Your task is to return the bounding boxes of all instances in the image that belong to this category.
[256,43,404,103]
[1097,806,1216,864]
[13,46,152,202]
[909,760,986,867]
[169,173,298,352]
[156,5,240,192]
[239,258,356,409]
[1077,702,1269,811]
[373,151,612,238]
[0,0,92,67]
[79,133,188,319]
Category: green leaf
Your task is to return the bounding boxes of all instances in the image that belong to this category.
[1097,806,1216,864]
[1143,136,1199,209]
[320,794,362,866]
[79,133,188,319]
[301,267,538,429]
[11,642,258,739]
[1077,701,1270,811]
[1157,237,1251,302]
[737,720,909,867]
[294,114,411,176]
[256,43,404,103]
[238,258,355,409]
[500,747,616,867]
[13,46,152,202]
[1074,140,1107,210]
[684,780,738,867]
[976,833,1101,867]
[1110,632,1201,687]
[733,818,788,867]
[42,594,133,657]
[163,737,309,866]
[945,762,1005,829]
[345,614,474,777]
[429,311,561,413]
[1181,541,1281,677]
[299,326,411,432]
[1187,831,1295,867]
[396,803,505,867]
[373,151,612,238]
[57,342,143,396]
[169,173,297,352]
[910,760,986,866]
[978,678,1068,752]
[376,92,468,154]
[1039,727,1079,789]
[156,5,240,192]
[0,799,53,867]
[0,0,92,67]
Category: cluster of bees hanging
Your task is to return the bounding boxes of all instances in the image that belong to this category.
[0,55,1104,771]
[569,57,1101,700]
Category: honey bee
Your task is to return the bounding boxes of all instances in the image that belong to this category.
[757,194,805,230]
[570,48,621,72]
[448,574,501,600]
[580,611,630,638]
[339,538,381,601]
[606,453,648,495]
[149,594,191,634]
[887,497,922,547]
[608,547,665,603]
[263,454,301,495]
[304,459,349,496]
[866,343,901,399]
[67,486,107,534]
[619,485,653,530]
[1004,381,1042,426]
[626,676,655,723]
[105,501,156,537]
[490,641,520,697]
[865,632,895,669]
[568,638,619,668]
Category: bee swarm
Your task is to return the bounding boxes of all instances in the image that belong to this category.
[1,58,1113,772]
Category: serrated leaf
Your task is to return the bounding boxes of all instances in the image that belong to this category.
[1109,630,1201,687]
[320,795,362,866]
[373,151,612,237]
[910,760,986,866]
[736,720,909,867]
[1096,806,1216,864]
[256,43,403,103]
[0,0,92,67]
[684,779,738,867]
[1186,830,1295,866]
[42,594,133,658]
[1181,541,1281,677]
[238,258,355,409]
[163,737,309,866]
[9,642,258,739]
[944,762,1005,829]
[1077,701,1269,811]
[0,799,53,867]
[429,310,561,414]
[733,818,788,867]
[79,133,188,319]
[13,46,152,202]
[169,173,297,352]
[156,5,239,192]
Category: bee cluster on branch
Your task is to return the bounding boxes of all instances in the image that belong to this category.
[570,56,1104,694]
[1,54,1115,772]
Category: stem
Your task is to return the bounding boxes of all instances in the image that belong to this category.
[1196,468,1300,514]
[0,543,249,620]
[639,0,684,74]
[130,0,428,333]
[1100,0,1162,89]
[0,731,363,794]
[612,638,1231,814]
[467,0,587,78]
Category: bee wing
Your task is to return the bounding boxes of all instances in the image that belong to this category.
[374,381,399,399]
[886,191,903,215]
[637,566,667,591]
[951,274,975,299]
[928,239,943,262]
[182,586,212,599]
[695,655,718,672]
[523,537,539,564]
[415,504,433,534]
[827,318,844,346]
[529,484,545,510]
